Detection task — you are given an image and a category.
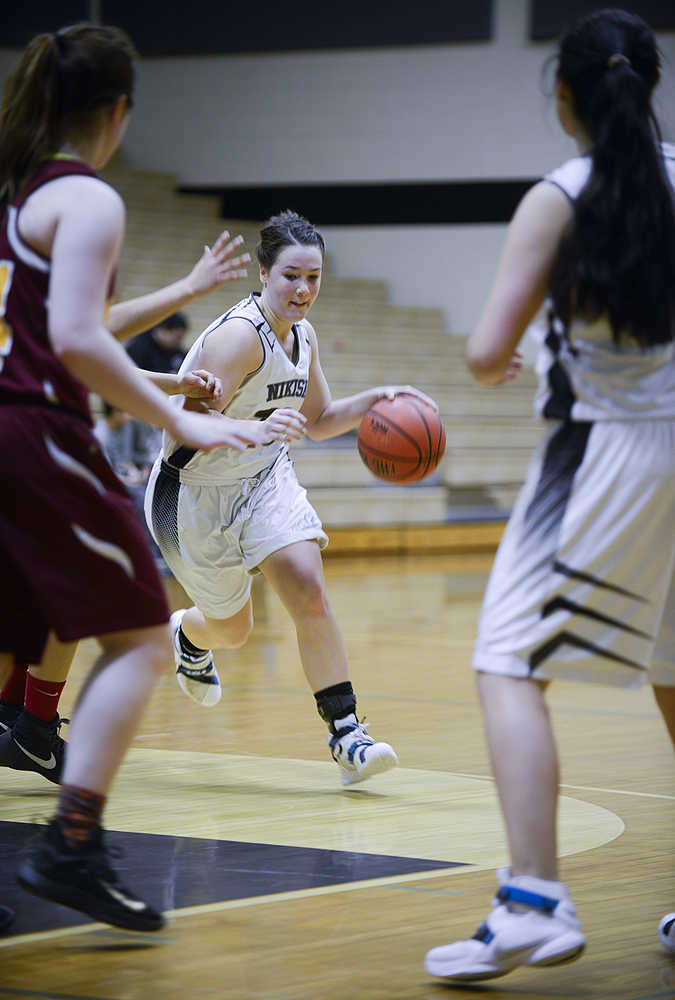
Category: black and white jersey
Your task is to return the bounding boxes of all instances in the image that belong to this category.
[533,143,675,423]
[160,293,312,484]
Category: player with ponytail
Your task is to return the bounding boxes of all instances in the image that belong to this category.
[0,23,279,932]
[550,9,675,347]
[426,8,674,982]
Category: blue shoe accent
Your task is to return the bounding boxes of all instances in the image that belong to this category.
[472,922,494,944]
[496,886,558,913]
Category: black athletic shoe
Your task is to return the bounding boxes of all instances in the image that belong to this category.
[18,821,165,932]
[0,905,15,934]
[0,700,21,733]
[0,709,67,783]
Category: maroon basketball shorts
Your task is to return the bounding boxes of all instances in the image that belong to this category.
[0,406,169,663]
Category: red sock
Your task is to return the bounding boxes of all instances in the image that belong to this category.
[24,673,66,722]
[0,662,28,705]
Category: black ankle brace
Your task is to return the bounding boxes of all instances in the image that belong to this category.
[314,682,356,732]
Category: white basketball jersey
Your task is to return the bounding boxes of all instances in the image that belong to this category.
[534,142,675,422]
[160,293,312,484]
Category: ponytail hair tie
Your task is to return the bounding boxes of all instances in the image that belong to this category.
[607,53,631,69]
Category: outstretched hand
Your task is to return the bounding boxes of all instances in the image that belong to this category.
[186,229,252,297]
[170,409,267,453]
[374,385,439,410]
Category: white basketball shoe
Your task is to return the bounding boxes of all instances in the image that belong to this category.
[170,609,222,707]
[328,718,398,786]
[659,913,675,953]
[425,868,586,982]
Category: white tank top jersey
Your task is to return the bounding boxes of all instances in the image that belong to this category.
[533,141,675,423]
[160,293,312,484]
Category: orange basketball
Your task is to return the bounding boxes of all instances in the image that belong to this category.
[357,394,446,483]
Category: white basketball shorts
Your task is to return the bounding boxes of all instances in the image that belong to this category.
[145,451,328,619]
[473,418,675,688]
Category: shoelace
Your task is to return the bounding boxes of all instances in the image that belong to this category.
[347,718,373,741]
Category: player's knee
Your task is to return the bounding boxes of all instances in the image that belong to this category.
[290,574,331,621]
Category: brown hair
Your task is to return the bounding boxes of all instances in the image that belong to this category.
[0,23,137,212]
[256,210,326,270]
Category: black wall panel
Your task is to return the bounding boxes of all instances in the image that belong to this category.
[181,178,536,226]
[103,1,493,56]
[1,2,89,46]
[531,0,675,40]
[2,2,493,55]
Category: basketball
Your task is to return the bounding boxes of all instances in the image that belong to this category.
[357,394,446,483]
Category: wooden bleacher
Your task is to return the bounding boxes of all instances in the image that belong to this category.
[102,157,543,552]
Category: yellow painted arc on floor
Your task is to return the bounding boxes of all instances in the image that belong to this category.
[2,748,625,867]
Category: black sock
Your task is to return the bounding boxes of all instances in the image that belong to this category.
[314,682,356,733]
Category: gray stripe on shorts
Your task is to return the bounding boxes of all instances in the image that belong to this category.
[151,463,181,556]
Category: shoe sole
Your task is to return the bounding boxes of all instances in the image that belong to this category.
[530,941,586,967]
[426,940,585,981]
[340,747,399,786]
[18,861,165,932]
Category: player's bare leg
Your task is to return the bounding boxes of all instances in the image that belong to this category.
[18,623,170,931]
[261,540,398,785]
[425,672,584,982]
[181,602,253,651]
[476,672,559,879]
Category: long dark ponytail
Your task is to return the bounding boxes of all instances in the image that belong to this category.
[550,8,675,347]
[0,23,136,214]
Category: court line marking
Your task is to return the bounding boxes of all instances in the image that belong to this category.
[0,864,478,950]
[448,771,675,801]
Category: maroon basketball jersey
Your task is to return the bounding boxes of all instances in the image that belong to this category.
[0,158,116,423]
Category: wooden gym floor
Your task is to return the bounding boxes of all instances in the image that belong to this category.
[1,549,673,1000]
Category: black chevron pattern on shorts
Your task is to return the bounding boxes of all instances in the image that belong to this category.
[529,631,647,673]
[541,596,653,640]
[553,561,649,602]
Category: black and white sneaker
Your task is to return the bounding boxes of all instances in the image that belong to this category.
[170,608,221,707]
[18,821,165,932]
[328,719,398,786]
[0,700,21,733]
[0,709,67,783]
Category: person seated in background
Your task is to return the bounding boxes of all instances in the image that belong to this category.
[93,401,168,572]
[126,312,189,460]
[126,311,188,374]
[93,401,153,488]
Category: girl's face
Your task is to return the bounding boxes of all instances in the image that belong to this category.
[260,243,323,323]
